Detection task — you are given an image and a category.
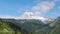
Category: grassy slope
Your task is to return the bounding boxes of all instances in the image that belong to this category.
[0,19,14,34]
[0,19,21,34]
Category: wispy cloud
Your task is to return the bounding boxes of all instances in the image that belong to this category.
[58,6,60,10]
[52,12,60,16]
[0,15,15,19]
[53,0,60,2]
[31,1,55,15]
[17,6,31,14]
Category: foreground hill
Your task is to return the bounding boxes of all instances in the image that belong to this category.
[0,19,14,34]
[0,19,21,34]
[49,16,60,34]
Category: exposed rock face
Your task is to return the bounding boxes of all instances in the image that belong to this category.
[0,29,9,32]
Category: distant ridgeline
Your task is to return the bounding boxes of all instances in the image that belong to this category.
[0,16,60,34]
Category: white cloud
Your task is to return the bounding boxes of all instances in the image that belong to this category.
[15,12,46,20]
[58,6,60,9]
[17,6,31,14]
[17,0,55,16]
[53,0,60,2]
[51,12,60,16]
[31,1,55,15]
[0,15,15,19]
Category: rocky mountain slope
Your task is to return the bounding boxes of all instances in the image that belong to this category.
[0,16,60,34]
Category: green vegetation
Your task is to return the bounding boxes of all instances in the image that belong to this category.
[49,18,60,34]
[0,19,14,34]
[0,19,21,34]
[0,16,60,34]
[35,17,60,34]
[20,17,60,34]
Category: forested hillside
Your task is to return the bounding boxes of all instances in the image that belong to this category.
[35,16,60,34]
[0,19,21,34]
[0,16,60,34]
[49,16,60,34]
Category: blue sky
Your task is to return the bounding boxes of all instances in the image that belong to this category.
[0,0,60,18]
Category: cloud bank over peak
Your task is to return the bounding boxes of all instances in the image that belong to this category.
[15,12,45,19]
[16,1,55,19]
